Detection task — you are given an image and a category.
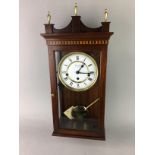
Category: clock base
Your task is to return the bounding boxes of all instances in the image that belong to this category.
[52,129,105,141]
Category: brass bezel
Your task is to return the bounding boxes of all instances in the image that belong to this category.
[58,52,99,92]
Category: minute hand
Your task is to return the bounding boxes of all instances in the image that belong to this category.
[78,71,94,74]
[77,62,85,73]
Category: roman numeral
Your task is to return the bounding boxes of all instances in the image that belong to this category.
[88,64,92,67]
[76,56,79,60]
[70,82,73,86]
[77,83,80,87]
[69,58,72,62]
[88,77,93,81]
[64,77,68,81]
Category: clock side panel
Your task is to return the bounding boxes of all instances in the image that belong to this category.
[47,47,59,131]
[99,47,108,129]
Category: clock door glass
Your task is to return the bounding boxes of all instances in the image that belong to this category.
[58,52,98,91]
[54,51,101,132]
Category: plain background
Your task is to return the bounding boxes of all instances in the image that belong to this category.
[19,0,134,155]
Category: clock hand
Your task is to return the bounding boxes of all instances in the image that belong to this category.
[78,71,94,74]
[76,62,85,74]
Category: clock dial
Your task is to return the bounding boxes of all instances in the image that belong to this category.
[58,52,98,91]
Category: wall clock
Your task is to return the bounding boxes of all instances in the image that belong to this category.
[41,5,113,140]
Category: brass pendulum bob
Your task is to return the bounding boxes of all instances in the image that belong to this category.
[64,98,100,120]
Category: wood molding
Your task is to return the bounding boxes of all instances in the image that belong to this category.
[47,40,108,46]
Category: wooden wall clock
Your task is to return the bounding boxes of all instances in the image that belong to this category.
[41,7,113,140]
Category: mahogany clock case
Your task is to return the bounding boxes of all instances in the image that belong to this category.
[41,16,113,140]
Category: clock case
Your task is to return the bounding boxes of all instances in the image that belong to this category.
[41,16,113,140]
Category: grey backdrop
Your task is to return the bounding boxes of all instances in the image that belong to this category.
[20,0,135,155]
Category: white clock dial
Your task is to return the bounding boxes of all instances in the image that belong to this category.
[58,52,98,91]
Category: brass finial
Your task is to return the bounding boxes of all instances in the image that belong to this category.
[104,9,108,22]
[47,11,51,24]
[74,3,78,16]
